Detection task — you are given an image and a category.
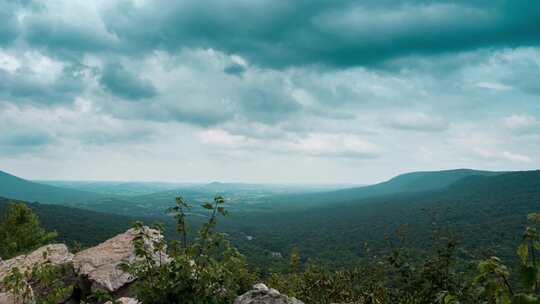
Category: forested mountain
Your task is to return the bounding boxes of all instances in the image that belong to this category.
[0,170,107,205]
[221,170,540,268]
[261,168,503,210]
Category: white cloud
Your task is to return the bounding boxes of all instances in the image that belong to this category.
[287,133,381,158]
[502,151,532,163]
[471,147,532,163]
[503,114,539,131]
[198,129,247,147]
[0,50,20,72]
[476,82,512,91]
[386,113,449,132]
[198,129,381,159]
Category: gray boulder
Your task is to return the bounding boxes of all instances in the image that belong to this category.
[73,227,167,292]
[234,283,304,304]
[0,244,73,282]
[105,297,139,304]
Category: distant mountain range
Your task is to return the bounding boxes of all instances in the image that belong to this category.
[0,168,516,212]
[0,168,539,268]
[0,170,353,216]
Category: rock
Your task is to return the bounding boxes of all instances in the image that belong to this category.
[0,244,73,282]
[234,283,304,304]
[0,290,35,304]
[105,297,139,304]
[73,227,167,292]
[0,292,21,304]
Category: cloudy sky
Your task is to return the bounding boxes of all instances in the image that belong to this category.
[1,0,540,183]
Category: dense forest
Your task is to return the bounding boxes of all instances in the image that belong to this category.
[0,170,540,304]
[1,169,539,274]
[1,196,539,303]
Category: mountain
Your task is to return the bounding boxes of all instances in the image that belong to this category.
[344,168,503,196]
[0,170,107,205]
[224,170,540,267]
[263,169,504,209]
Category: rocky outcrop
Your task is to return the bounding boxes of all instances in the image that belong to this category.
[0,231,305,304]
[0,244,73,282]
[105,297,139,304]
[0,228,166,303]
[73,227,166,292]
[0,292,32,304]
[234,284,304,304]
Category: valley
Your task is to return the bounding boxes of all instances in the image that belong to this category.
[1,168,538,271]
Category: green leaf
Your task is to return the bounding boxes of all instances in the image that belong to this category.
[511,293,540,304]
[202,202,214,209]
[517,244,529,263]
[519,265,537,289]
[527,213,540,222]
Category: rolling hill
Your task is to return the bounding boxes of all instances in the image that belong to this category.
[0,170,152,215]
[261,168,504,210]
[0,170,107,205]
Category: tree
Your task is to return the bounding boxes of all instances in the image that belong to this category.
[0,202,57,259]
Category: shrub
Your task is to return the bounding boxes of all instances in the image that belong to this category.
[120,196,256,304]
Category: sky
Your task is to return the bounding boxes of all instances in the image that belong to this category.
[1,0,540,184]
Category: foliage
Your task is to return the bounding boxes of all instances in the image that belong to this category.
[0,202,57,259]
[2,259,75,304]
[4,192,540,304]
[120,196,256,304]
[2,267,34,303]
[473,213,540,304]
[268,258,386,304]
[266,214,540,304]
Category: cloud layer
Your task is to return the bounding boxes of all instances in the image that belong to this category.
[1,0,540,182]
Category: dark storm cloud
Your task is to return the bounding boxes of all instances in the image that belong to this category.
[0,9,18,45]
[24,17,113,55]
[3,0,537,69]
[143,106,232,127]
[99,62,158,100]
[503,59,540,95]
[239,88,302,123]
[0,67,84,105]
[0,0,37,46]
[99,0,540,68]
[0,129,55,156]
[223,64,246,76]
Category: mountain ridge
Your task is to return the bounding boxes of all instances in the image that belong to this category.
[0,170,108,205]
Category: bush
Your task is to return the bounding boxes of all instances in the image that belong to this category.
[120,196,256,304]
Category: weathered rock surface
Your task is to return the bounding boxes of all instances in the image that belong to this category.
[73,227,166,292]
[0,244,73,282]
[234,283,304,304]
[105,297,139,304]
[0,292,25,304]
